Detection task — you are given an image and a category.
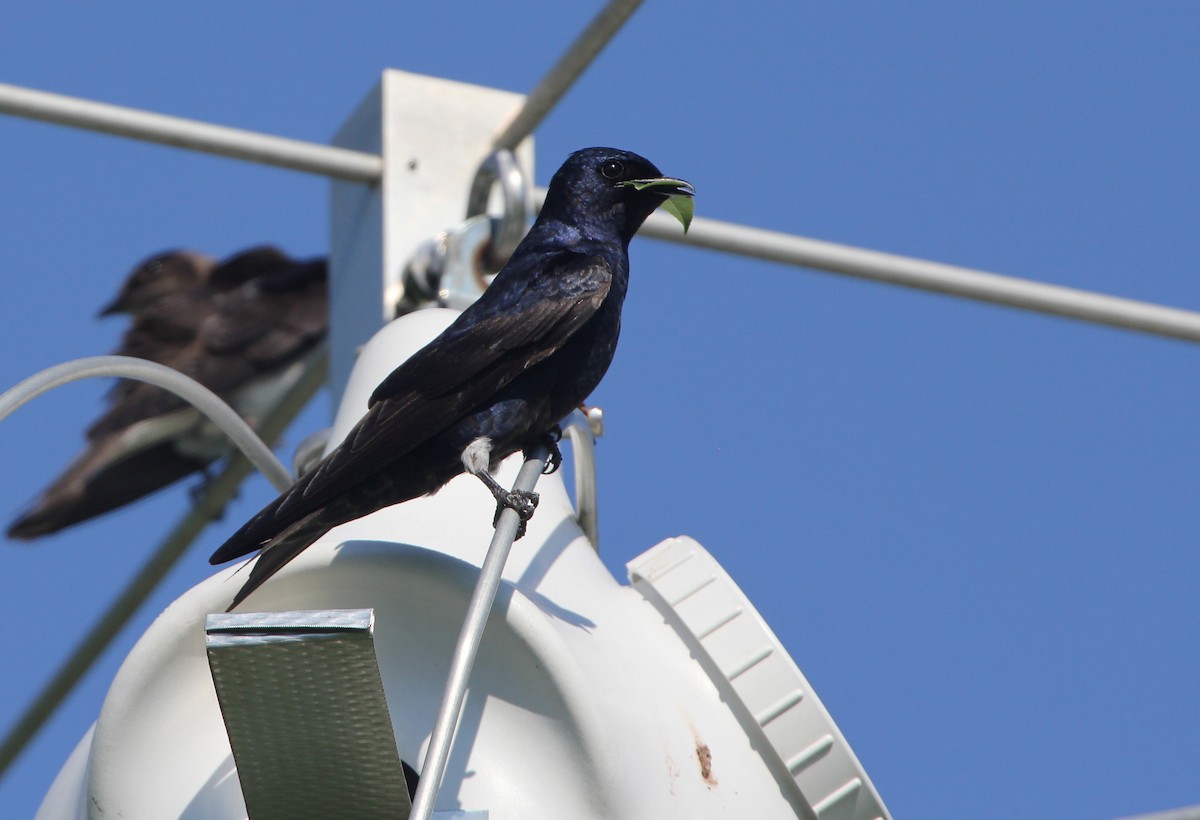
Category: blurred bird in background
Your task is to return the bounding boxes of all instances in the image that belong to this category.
[6,245,328,540]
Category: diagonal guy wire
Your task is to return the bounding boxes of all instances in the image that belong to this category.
[0,353,326,781]
[491,0,645,151]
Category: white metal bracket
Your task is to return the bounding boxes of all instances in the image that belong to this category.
[329,70,533,398]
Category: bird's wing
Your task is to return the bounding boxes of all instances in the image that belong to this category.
[91,260,328,437]
[213,252,611,560]
[370,251,612,404]
[87,378,198,439]
[307,252,611,495]
[88,289,215,436]
[173,263,328,398]
[6,432,210,540]
[101,289,209,409]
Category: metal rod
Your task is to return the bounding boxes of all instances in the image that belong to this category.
[0,354,326,782]
[1117,808,1200,820]
[9,77,1200,346]
[0,82,382,182]
[491,0,645,151]
[562,409,600,548]
[408,445,550,820]
[540,185,1200,346]
[0,355,294,492]
[646,211,1200,343]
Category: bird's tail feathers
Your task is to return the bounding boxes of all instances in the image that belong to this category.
[7,442,208,540]
[224,510,332,611]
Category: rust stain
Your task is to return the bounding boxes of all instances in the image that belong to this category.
[696,740,717,787]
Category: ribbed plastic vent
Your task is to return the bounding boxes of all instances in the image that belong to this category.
[629,537,890,820]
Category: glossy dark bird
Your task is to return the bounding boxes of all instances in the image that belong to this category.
[209,147,694,610]
[6,246,328,540]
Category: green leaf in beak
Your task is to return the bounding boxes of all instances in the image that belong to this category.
[659,194,693,233]
[619,177,696,234]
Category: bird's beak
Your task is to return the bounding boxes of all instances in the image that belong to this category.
[619,177,696,233]
[97,295,128,317]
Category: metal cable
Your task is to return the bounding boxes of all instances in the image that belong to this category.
[532,187,1200,346]
[0,353,327,781]
[0,82,382,182]
[7,78,1200,345]
[408,444,550,820]
[644,211,1200,343]
[0,355,292,491]
[1117,807,1200,820]
[491,0,645,151]
[562,409,600,548]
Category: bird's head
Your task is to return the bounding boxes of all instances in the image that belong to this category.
[542,147,694,244]
[99,250,214,316]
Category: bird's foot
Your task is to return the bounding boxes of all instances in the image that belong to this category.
[491,489,540,539]
[475,468,540,539]
[537,426,563,475]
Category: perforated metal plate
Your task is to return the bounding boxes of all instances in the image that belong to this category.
[206,609,411,819]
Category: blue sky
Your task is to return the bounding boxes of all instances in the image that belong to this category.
[2,3,1198,818]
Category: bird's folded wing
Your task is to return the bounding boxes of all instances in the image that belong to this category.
[101,290,209,406]
[214,254,611,558]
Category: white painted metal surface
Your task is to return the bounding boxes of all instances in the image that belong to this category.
[37,311,889,819]
[328,70,532,398]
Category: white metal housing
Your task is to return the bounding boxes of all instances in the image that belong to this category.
[37,311,888,819]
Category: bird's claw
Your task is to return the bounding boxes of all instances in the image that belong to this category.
[505,489,539,520]
[539,426,563,475]
[492,489,539,540]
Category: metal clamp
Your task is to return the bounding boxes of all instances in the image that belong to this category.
[466,149,528,272]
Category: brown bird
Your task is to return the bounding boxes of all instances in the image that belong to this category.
[7,246,328,540]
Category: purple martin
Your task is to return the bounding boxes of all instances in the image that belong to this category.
[209,147,694,610]
[6,246,328,540]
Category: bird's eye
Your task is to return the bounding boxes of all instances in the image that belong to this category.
[600,159,625,180]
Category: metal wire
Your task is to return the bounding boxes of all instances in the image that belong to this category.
[408,444,550,820]
[652,212,1200,343]
[0,353,327,782]
[1117,808,1200,820]
[8,78,1200,346]
[562,409,600,548]
[0,82,382,182]
[491,0,645,151]
[0,356,292,491]
[535,187,1200,346]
